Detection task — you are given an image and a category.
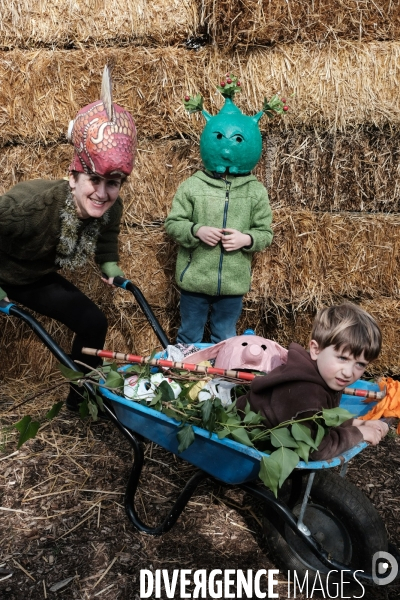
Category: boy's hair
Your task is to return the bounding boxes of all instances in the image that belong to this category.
[311,303,382,362]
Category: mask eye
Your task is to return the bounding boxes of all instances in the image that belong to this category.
[216,133,223,140]
[235,135,243,143]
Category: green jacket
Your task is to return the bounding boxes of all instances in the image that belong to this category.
[164,171,273,296]
[0,179,123,301]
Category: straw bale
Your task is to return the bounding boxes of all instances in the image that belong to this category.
[252,209,400,310]
[203,1,400,47]
[1,43,400,145]
[1,128,399,217]
[0,140,201,223]
[0,1,198,49]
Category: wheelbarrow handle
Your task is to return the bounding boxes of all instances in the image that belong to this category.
[0,299,15,315]
[111,276,170,349]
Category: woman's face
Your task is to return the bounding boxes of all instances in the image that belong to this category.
[69,172,122,219]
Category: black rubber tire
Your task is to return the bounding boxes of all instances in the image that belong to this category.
[264,470,388,582]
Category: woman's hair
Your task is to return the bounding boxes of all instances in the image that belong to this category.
[311,302,382,362]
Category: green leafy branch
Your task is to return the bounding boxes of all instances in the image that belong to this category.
[55,362,355,497]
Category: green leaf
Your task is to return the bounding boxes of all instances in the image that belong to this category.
[291,422,318,450]
[14,416,41,448]
[105,370,124,389]
[201,398,213,429]
[45,402,64,420]
[88,400,98,421]
[217,428,231,440]
[271,447,300,487]
[158,380,175,402]
[95,393,104,412]
[295,440,311,463]
[79,398,89,419]
[243,411,262,425]
[270,427,299,448]
[248,427,265,440]
[244,400,251,415]
[322,407,355,427]
[183,94,204,113]
[259,455,281,497]
[231,427,254,448]
[314,422,326,448]
[57,363,84,381]
[177,425,195,452]
[163,407,182,421]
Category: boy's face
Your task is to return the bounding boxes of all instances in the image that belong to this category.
[309,341,369,391]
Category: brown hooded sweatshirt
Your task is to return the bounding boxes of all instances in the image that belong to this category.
[236,342,363,461]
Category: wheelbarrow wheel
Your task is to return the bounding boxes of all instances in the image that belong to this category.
[263,470,387,584]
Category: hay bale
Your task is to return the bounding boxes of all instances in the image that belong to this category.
[1,44,400,145]
[202,1,399,47]
[1,129,399,216]
[0,0,199,49]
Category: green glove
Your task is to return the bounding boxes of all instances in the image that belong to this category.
[100,262,124,279]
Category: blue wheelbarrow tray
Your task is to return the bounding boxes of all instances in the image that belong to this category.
[100,373,378,485]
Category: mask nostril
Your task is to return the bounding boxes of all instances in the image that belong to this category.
[261,345,267,350]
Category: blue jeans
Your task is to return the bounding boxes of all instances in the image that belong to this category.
[177,290,243,344]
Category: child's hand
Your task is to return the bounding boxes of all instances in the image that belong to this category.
[221,229,252,251]
[355,424,386,446]
[363,420,389,437]
[196,226,224,246]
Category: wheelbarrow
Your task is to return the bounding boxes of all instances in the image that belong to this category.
[1,277,399,590]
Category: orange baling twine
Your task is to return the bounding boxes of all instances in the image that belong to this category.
[360,378,400,434]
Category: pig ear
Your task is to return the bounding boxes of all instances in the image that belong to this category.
[202,109,212,122]
[252,110,264,123]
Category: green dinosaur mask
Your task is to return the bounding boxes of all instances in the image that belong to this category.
[184,75,287,175]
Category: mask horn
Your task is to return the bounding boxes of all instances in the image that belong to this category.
[252,110,264,123]
[202,109,212,122]
[100,64,114,121]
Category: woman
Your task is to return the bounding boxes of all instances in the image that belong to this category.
[0,66,137,411]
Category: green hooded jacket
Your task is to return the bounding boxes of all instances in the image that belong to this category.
[164,171,273,296]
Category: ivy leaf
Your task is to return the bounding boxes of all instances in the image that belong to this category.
[158,380,175,402]
[271,447,300,487]
[322,407,355,427]
[291,422,318,450]
[57,363,84,381]
[295,440,311,463]
[105,370,124,389]
[270,427,299,448]
[14,416,41,448]
[259,455,281,497]
[231,427,254,448]
[248,427,265,440]
[177,424,195,452]
[45,402,64,420]
[201,398,213,426]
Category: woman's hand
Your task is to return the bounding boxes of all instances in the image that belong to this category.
[221,229,252,252]
[101,276,116,287]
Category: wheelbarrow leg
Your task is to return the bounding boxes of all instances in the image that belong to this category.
[124,433,208,535]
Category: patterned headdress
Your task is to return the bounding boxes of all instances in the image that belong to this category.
[68,66,137,177]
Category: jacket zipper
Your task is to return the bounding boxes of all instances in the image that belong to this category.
[217,179,231,295]
[180,252,192,282]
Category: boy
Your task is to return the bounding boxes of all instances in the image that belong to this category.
[165,76,282,344]
[237,303,389,461]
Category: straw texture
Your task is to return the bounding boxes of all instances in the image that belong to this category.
[1,44,400,146]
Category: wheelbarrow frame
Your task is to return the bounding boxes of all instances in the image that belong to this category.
[1,279,398,586]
